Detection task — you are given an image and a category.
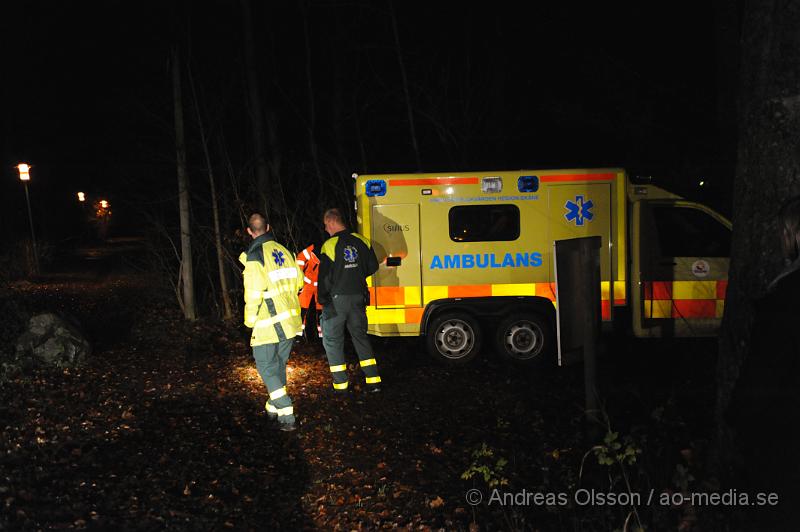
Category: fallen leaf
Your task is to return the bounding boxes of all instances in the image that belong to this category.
[429,496,444,509]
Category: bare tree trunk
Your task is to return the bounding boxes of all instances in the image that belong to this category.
[353,93,368,172]
[218,131,248,228]
[187,64,234,321]
[302,0,323,186]
[266,109,281,204]
[171,46,197,321]
[717,0,800,448]
[241,0,271,219]
[331,9,346,166]
[389,0,421,170]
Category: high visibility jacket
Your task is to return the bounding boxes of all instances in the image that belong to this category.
[239,233,304,346]
[296,244,322,310]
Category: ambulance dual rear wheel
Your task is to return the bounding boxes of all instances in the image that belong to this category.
[426,313,482,366]
[495,313,552,364]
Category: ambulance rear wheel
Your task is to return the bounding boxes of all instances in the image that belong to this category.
[495,313,552,364]
[426,313,482,365]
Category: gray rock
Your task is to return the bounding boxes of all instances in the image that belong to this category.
[14,313,91,368]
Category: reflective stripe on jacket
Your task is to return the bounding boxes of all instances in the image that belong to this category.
[296,244,322,310]
[239,233,304,346]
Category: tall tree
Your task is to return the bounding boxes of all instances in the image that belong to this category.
[389,0,422,170]
[171,46,197,321]
[718,0,800,431]
[241,0,271,219]
[187,64,234,322]
[302,0,323,186]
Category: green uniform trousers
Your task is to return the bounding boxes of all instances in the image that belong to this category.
[321,293,381,390]
[252,338,295,424]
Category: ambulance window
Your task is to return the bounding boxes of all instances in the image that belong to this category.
[652,205,731,257]
[449,204,520,242]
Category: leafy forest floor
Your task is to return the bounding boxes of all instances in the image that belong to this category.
[0,244,749,530]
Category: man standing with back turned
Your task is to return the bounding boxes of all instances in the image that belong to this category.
[240,214,304,431]
[318,208,382,392]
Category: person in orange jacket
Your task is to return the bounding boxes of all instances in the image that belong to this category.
[296,244,323,338]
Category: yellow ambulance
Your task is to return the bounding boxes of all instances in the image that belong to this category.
[354,168,731,365]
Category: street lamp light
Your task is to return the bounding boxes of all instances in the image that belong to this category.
[77,191,85,202]
[16,163,39,273]
[18,163,30,181]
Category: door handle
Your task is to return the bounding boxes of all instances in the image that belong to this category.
[386,257,402,266]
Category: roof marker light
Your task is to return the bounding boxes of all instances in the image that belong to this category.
[481,177,502,193]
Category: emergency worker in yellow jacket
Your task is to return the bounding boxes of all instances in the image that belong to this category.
[240,214,304,431]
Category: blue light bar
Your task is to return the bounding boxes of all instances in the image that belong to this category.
[517,175,539,193]
[365,179,387,197]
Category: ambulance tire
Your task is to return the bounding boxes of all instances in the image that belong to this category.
[495,313,553,365]
[426,313,482,366]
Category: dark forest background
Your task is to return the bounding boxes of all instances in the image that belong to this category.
[11,3,800,529]
[1,1,737,315]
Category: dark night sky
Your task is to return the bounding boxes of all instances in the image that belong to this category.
[1,1,729,244]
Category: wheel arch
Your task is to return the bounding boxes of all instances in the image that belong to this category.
[420,296,556,335]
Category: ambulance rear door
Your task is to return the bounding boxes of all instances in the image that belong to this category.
[370,203,423,311]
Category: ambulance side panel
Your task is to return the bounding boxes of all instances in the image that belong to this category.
[546,182,614,320]
[420,191,549,301]
[358,169,627,337]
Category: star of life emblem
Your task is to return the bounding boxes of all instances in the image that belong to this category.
[343,245,358,263]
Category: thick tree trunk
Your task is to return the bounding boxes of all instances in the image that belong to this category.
[241,0,271,219]
[187,65,234,322]
[171,46,197,321]
[717,0,800,444]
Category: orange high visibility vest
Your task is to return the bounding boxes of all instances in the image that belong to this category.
[296,244,322,310]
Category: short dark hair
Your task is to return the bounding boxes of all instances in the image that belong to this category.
[324,208,345,226]
[248,213,267,234]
